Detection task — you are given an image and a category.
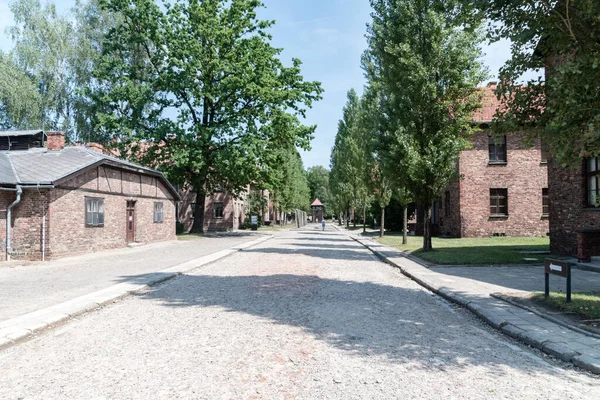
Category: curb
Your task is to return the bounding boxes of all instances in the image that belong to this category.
[350,235,600,376]
[0,234,273,351]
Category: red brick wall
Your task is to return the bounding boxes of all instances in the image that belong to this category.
[444,130,548,237]
[178,188,248,232]
[48,166,176,258]
[0,190,50,260]
[548,160,600,256]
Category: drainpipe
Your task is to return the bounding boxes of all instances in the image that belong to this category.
[6,185,22,262]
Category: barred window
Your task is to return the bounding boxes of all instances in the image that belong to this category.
[489,135,507,163]
[154,202,164,223]
[586,158,600,207]
[214,202,224,218]
[490,189,508,216]
[542,188,549,216]
[85,197,104,227]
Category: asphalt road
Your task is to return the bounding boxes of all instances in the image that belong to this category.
[1,227,598,399]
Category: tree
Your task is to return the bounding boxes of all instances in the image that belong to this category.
[306,166,330,215]
[468,1,600,165]
[366,0,487,250]
[2,0,115,141]
[330,89,368,228]
[93,0,322,233]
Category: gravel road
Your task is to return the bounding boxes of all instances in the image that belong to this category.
[1,227,598,399]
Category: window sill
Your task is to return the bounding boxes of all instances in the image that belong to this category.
[540,161,548,165]
[541,214,549,219]
[489,215,508,219]
[488,161,508,166]
[583,207,600,212]
[85,224,104,228]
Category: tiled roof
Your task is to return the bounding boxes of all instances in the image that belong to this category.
[472,83,509,123]
[0,146,179,199]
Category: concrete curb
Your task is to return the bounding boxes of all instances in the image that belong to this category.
[350,235,600,376]
[0,234,273,351]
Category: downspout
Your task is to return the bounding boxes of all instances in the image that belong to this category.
[6,185,22,262]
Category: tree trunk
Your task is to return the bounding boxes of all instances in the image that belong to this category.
[363,205,366,233]
[380,207,385,237]
[190,190,206,234]
[423,205,433,251]
[339,212,343,226]
[402,204,408,245]
[353,208,356,228]
[346,206,350,228]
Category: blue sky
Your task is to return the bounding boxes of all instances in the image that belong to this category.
[0,0,532,168]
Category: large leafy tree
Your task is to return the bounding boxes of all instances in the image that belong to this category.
[2,0,114,140]
[93,0,322,233]
[366,0,487,250]
[468,1,600,165]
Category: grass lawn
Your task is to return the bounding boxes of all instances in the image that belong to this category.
[532,292,600,320]
[375,235,549,265]
[177,233,205,240]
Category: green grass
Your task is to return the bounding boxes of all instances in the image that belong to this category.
[532,292,600,320]
[375,235,549,265]
[177,233,205,240]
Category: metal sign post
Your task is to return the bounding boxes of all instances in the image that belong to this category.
[544,259,572,303]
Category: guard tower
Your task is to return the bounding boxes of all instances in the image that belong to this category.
[311,199,324,223]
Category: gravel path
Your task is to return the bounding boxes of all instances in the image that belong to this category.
[1,227,598,399]
[0,234,262,321]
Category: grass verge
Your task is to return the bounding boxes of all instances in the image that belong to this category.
[177,233,205,240]
[375,235,549,265]
[531,292,600,321]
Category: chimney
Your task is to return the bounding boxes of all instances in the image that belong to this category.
[46,131,65,151]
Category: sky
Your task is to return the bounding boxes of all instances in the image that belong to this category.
[0,0,535,168]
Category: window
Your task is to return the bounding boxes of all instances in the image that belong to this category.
[154,202,164,223]
[542,188,549,216]
[490,189,508,216]
[85,197,104,227]
[444,191,451,217]
[540,141,548,164]
[214,202,224,218]
[586,158,600,207]
[190,203,196,218]
[489,135,507,163]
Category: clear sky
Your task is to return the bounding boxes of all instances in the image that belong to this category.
[0,0,531,168]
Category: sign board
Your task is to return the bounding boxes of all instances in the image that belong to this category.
[251,216,258,225]
[544,259,569,277]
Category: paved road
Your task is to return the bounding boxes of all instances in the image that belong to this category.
[0,234,263,321]
[1,227,598,399]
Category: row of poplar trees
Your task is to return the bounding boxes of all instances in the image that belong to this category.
[331,0,600,251]
[330,0,487,250]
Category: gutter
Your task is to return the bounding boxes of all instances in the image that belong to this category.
[6,185,22,261]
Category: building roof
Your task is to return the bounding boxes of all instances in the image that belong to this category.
[0,145,180,199]
[0,130,44,137]
[472,83,505,123]
[311,199,323,207]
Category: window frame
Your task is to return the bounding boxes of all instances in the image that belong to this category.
[586,158,600,207]
[542,188,549,217]
[153,201,164,223]
[214,202,224,219]
[490,188,508,217]
[85,197,105,227]
[488,135,507,164]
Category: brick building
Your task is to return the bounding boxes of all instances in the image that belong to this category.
[0,130,179,261]
[178,187,249,232]
[432,83,549,238]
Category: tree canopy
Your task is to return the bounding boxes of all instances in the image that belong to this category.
[306,166,330,214]
[93,0,322,232]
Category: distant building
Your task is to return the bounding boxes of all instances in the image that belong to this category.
[0,130,179,261]
[311,199,324,223]
[178,187,249,232]
[424,83,549,238]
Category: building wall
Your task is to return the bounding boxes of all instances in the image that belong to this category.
[443,130,548,237]
[548,160,600,256]
[0,189,50,260]
[178,188,248,232]
[0,166,176,261]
